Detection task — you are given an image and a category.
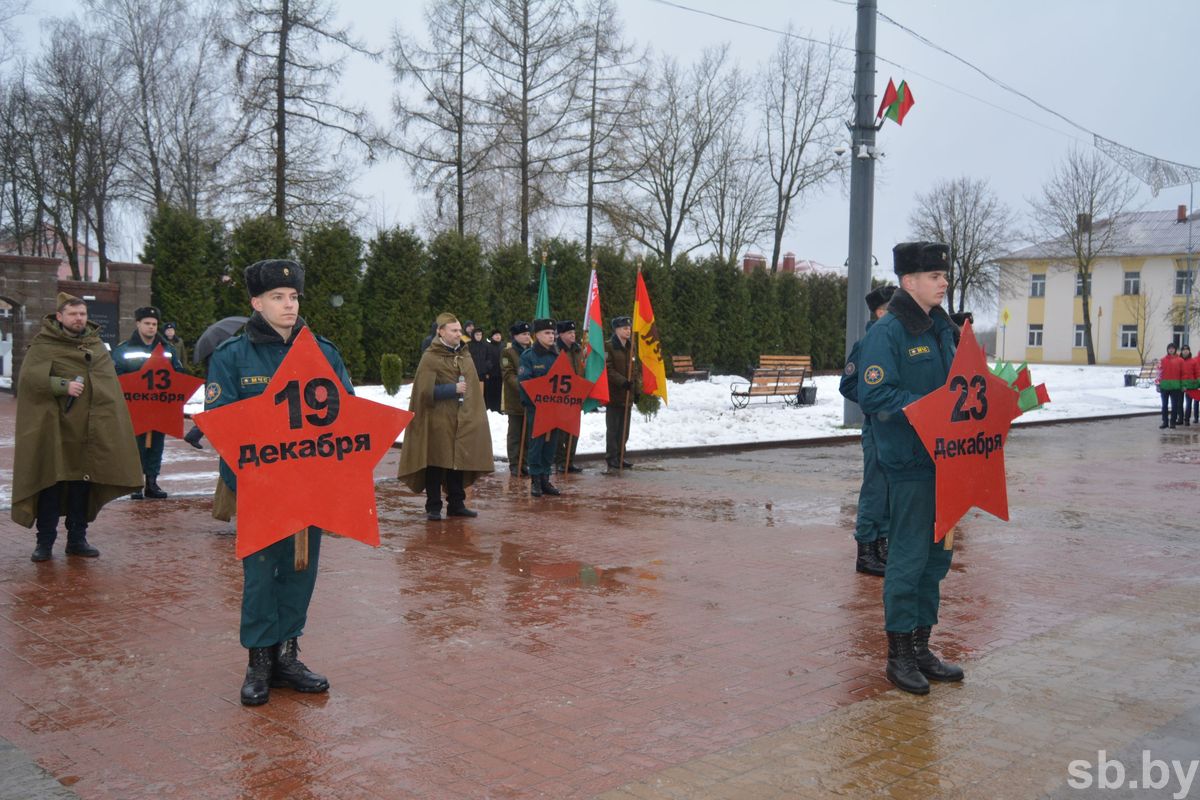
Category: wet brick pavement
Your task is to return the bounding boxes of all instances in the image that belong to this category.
[1,392,1197,799]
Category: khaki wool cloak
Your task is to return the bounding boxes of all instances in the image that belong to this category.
[398,339,494,493]
[12,315,143,527]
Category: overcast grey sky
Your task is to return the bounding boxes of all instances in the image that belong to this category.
[10,0,1200,290]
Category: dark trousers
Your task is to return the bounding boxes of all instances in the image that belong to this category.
[136,431,166,477]
[1186,392,1199,422]
[1162,390,1183,425]
[854,427,890,544]
[882,474,953,632]
[241,528,322,649]
[35,481,91,545]
[605,404,630,466]
[506,414,526,470]
[425,466,466,512]
[525,411,558,477]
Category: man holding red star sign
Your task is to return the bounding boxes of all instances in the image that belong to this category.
[116,344,204,439]
[193,259,412,708]
[523,350,595,440]
[858,242,1003,697]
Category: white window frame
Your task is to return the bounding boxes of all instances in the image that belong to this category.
[1030,273,1046,298]
[1123,271,1140,295]
[1119,325,1138,349]
[1028,324,1044,347]
[1074,324,1086,348]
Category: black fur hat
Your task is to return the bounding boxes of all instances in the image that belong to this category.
[509,321,531,336]
[556,320,576,334]
[611,316,632,330]
[135,306,161,321]
[865,285,896,314]
[532,318,556,333]
[245,259,305,297]
[893,242,950,276]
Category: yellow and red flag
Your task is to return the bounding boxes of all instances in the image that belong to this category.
[633,270,668,404]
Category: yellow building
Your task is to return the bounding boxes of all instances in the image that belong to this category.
[996,207,1198,365]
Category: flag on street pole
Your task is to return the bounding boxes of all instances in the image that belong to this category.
[877,78,915,125]
[582,269,610,412]
[634,270,667,404]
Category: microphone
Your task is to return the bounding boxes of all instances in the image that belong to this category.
[64,375,84,412]
[458,374,466,404]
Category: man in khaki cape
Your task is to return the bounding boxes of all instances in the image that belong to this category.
[13,293,142,561]
[398,312,494,520]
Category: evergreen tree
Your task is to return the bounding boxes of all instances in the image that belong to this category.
[298,222,366,379]
[594,245,635,332]
[541,238,588,325]
[640,253,673,354]
[746,267,781,355]
[671,255,719,366]
[711,259,754,373]
[487,242,533,334]
[802,272,847,370]
[776,271,810,357]
[142,204,216,346]
[226,215,292,317]
[428,231,487,325]
[362,228,430,380]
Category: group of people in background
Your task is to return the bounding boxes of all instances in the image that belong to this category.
[1156,341,1198,428]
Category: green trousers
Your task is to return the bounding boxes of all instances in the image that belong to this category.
[136,431,165,477]
[506,414,526,468]
[854,424,890,544]
[525,410,559,476]
[241,528,322,648]
[882,474,952,632]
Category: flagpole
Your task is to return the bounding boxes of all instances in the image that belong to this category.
[619,264,641,475]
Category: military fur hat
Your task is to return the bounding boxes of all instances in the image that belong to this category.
[865,285,896,314]
[556,320,576,334]
[135,306,161,321]
[245,259,305,297]
[532,318,556,333]
[893,242,950,276]
[611,315,632,330]
[56,291,84,311]
[509,321,531,336]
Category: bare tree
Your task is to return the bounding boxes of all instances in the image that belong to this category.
[694,123,772,264]
[0,0,28,67]
[222,0,384,226]
[473,0,588,249]
[762,29,850,273]
[600,46,742,269]
[1029,148,1138,364]
[1122,287,1161,367]
[391,0,491,237]
[909,176,1017,314]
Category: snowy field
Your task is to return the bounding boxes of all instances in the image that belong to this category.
[182,362,1167,461]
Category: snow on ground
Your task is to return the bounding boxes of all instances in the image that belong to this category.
[183,363,1165,461]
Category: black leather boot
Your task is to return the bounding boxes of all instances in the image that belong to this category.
[31,536,54,562]
[539,475,561,496]
[447,505,478,518]
[271,638,329,693]
[65,532,99,558]
[886,631,930,695]
[530,476,543,497]
[855,541,885,576]
[183,426,205,448]
[874,538,889,564]
[912,626,964,682]
[143,475,168,499]
[241,647,274,706]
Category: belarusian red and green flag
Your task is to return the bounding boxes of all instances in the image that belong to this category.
[991,360,1050,414]
[877,78,915,125]
[581,269,610,412]
[634,270,667,404]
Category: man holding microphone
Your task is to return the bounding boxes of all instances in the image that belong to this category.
[12,293,142,561]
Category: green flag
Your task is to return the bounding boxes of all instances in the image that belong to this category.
[535,264,550,319]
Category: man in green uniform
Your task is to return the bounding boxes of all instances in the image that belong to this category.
[13,293,143,561]
[519,319,561,497]
[398,312,494,520]
[858,242,964,695]
[501,321,531,476]
[604,316,640,473]
[112,306,185,500]
[205,259,353,706]
[554,320,585,474]
[840,285,895,577]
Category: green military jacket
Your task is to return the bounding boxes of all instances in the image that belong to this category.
[605,334,641,407]
[500,341,527,416]
[857,289,956,477]
[112,331,184,375]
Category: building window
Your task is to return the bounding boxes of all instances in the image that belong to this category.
[1123,271,1140,295]
[1173,326,1190,348]
[1028,324,1043,347]
[1075,273,1091,297]
[1030,273,1046,297]
[1119,325,1138,349]
[1177,270,1195,296]
[1074,324,1086,348]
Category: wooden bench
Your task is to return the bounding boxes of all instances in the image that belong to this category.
[1125,359,1158,387]
[670,355,710,382]
[730,355,814,408]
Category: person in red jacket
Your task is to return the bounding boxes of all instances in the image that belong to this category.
[1157,342,1184,429]
[1180,344,1197,426]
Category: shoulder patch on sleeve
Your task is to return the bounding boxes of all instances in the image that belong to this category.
[205,382,222,404]
[844,361,856,376]
[863,365,884,385]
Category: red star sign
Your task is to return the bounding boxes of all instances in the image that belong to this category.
[904,321,1022,542]
[192,328,413,559]
[523,351,595,439]
[117,345,205,438]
